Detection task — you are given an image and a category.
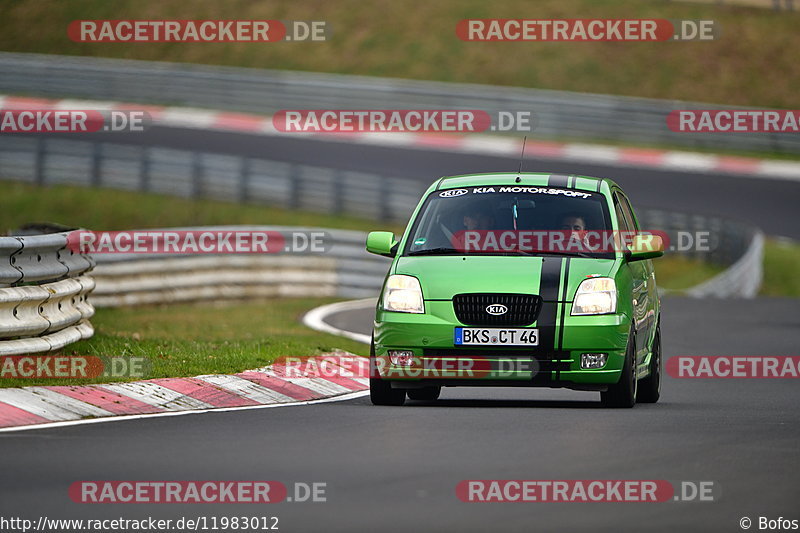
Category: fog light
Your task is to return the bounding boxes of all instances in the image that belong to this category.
[581,353,607,369]
[389,350,415,366]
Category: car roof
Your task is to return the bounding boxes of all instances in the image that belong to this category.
[429,172,618,195]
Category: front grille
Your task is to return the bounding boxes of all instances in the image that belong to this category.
[452,293,541,326]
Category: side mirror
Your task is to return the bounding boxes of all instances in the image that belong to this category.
[366,231,398,257]
[627,234,664,261]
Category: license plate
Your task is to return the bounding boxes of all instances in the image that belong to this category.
[454,327,539,346]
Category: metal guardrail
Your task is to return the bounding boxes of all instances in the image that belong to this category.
[0,232,96,355]
[637,210,764,298]
[0,136,425,224]
[90,227,392,306]
[674,0,795,10]
[0,52,797,154]
[686,232,764,298]
[0,231,95,287]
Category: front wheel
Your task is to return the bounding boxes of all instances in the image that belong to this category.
[636,322,661,404]
[407,386,441,401]
[369,338,406,406]
[601,328,637,408]
[370,378,406,406]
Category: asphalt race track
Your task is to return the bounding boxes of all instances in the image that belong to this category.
[1,128,798,532]
[0,297,798,532]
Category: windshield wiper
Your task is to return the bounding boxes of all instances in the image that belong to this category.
[407,247,462,256]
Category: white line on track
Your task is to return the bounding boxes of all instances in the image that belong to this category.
[301,298,374,345]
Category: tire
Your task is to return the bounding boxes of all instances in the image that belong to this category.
[407,386,441,401]
[601,327,637,408]
[369,338,406,406]
[636,322,661,404]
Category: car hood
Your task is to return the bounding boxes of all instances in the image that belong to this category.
[394,255,617,301]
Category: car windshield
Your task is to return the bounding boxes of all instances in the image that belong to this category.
[404,185,614,258]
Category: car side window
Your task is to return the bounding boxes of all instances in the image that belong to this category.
[617,193,639,231]
[612,192,630,232]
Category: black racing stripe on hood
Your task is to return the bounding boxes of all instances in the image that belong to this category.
[556,258,571,380]
[557,258,571,351]
[537,257,563,359]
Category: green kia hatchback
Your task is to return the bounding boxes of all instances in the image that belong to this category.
[366,172,664,408]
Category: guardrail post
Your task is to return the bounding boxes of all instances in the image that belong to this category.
[332,169,344,215]
[191,152,202,199]
[289,164,300,209]
[139,147,150,192]
[239,157,251,203]
[379,176,390,222]
[90,142,102,187]
[35,137,46,186]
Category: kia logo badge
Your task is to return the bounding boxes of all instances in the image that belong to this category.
[439,189,469,198]
[486,304,508,315]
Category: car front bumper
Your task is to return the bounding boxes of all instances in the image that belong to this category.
[373,300,630,388]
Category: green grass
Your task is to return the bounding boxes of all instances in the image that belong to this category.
[655,255,726,291]
[1,0,798,109]
[0,181,402,234]
[761,238,800,297]
[0,298,368,388]
[655,238,800,296]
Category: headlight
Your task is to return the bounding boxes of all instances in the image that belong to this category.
[571,277,617,315]
[383,275,425,313]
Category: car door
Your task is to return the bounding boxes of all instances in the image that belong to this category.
[619,192,658,357]
[613,190,649,365]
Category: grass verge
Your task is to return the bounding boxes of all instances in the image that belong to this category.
[0,298,368,388]
[761,239,800,298]
[654,255,725,291]
[0,181,402,234]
